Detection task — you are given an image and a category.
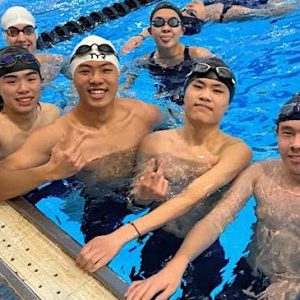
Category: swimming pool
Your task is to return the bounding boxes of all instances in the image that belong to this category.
[0,0,299,298]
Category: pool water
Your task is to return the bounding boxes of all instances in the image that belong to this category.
[1,0,300,298]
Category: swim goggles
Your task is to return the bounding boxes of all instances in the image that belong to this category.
[70,43,119,63]
[151,17,182,28]
[0,53,40,68]
[191,63,235,83]
[278,94,300,120]
[183,8,198,18]
[4,25,36,37]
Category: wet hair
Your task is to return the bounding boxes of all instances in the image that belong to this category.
[184,56,236,102]
[150,2,183,22]
[275,93,300,131]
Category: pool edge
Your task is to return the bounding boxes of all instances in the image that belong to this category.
[8,197,128,300]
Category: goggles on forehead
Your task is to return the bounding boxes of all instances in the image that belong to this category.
[184,8,198,18]
[70,43,119,63]
[278,99,300,121]
[0,53,40,68]
[190,63,235,83]
[151,17,182,28]
[4,25,36,37]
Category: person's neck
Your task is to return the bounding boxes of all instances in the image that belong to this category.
[282,162,300,190]
[2,106,39,131]
[180,120,221,146]
[156,43,184,60]
[72,101,116,129]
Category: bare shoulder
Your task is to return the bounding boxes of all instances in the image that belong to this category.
[120,97,162,125]
[222,135,251,154]
[36,53,63,64]
[138,129,176,153]
[189,46,213,58]
[39,102,60,121]
[259,159,281,173]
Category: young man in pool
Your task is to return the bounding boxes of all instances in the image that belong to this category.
[125,93,300,300]
[76,57,252,297]
[122,0,296,54]
[0,46,59,160]
[0,35,161,201]
[1,6,71,85]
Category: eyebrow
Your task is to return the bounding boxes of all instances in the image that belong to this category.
[2,71,39,79]
[78,62,113,68]
[193,79,226,88]
[280,125,295,131]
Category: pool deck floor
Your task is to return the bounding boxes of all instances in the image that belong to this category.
[0,202,117,300]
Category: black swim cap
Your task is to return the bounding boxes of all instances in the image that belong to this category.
[150,2,183,22]
[181,15,204,35]
[183,56,236,102]
[0,46,41,78]
[275,93,300,125]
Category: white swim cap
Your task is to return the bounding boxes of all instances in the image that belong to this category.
[70,35,120,77]
[1,6,36,30]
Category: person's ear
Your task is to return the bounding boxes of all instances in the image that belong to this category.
[148,27,152,35]
[181,25,185,35]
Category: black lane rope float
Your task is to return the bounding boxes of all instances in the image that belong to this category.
[37,0,159,50]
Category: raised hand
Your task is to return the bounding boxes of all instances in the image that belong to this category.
[136,158,169,201]
[46,132,99,180]
[121,36,144,55]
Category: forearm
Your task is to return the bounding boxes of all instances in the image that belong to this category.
[138,28,150,40]
[174,217,222,264]
[0,165,50,201]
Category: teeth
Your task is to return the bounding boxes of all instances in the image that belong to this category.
[17,97,32,102]
[89,90,105,94]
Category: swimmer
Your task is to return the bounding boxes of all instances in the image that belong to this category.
[122,2,212,106]
[0,35,162,201]
[76,57,252,296]
[0,46,59,160]
[122,0,297,54]
[1,6,71,85]
[126,93,300,300]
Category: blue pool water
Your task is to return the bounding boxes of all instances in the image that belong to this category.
[1,0,300,298]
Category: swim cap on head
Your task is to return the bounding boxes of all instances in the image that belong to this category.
[150,2,183,22]
[0,46,41,78]
[181,15,204,35]
[70,35,119,77]
[1,6,35,30]
[183,56,236,101]
[276,93,300,124]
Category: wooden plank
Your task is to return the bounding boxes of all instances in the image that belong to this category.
[0,202,117,300]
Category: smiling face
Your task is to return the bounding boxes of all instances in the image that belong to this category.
[5,23,37,53]
[150,8,184,49]
[73,60,119,109]
[184,77,230,126]
[0,69,41,114]
[278,120,300,177]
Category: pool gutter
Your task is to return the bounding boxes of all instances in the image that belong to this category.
[8,197,128,300]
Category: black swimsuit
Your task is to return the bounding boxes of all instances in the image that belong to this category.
[204,0,269,22]
[144,46,196,105]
